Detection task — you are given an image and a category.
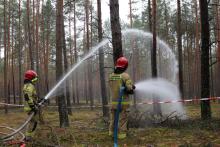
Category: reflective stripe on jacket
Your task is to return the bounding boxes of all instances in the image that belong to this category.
[109,72,133,109]
[23,83,38,112]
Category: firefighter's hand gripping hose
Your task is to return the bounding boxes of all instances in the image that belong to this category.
[113,87,125,147]
[0,98,47,145]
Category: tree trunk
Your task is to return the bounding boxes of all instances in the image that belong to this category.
[129,0,133,28]
[177,0,184,98]
[152,0,157,78]
[194,0,200,99]
[24,19,29,70]
[11,3,16,104]
[32,0,36,69]
[97,0,108,117]
[4,0,8,113]
[129,0,137,106]
[85,0,94,109]
[216,0,220,98]
[148,0,152,32]
[62,15,72,115]
[68,5,75,105]
[164,0,169,42]
[18,0,22,104]
[45,0,50,98]
[210,46,214,97]
[73,1,79,104]
[41,0,50,103]
[186,32,191,98]
[152,0,162,116]
[199,0,211,119]
[90,1,93,47]
[27,0,34,69]
[56,0,69,127]
[109,0,123,63]
[7,0,11,105]
[36,0,40,96]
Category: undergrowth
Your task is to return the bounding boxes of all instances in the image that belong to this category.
[0,103,220,147]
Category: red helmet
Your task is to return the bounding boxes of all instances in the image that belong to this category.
[24,70,38,80]
[115,57,128,69]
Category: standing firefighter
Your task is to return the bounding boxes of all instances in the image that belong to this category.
[109,56,135,139]
[23,70,39,141]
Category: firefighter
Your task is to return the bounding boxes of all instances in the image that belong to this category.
[109,56,135,139]
[23,70,40,141]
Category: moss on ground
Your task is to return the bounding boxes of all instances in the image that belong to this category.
[0,103,220,146]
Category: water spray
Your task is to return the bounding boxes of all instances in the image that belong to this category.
[44,39,109,100]
[0,39,110,144]
[1,28,180,144]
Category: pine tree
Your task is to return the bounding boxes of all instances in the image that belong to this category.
[200,0,211,119]
[56,0,69,127]
[110,0,123,63]
[97,0,108,117]
[177,0,184,98]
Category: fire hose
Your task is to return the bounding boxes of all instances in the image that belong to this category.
[113,87,125,147]
[0,96,220,144]
[0,99,46,144]
[0,125,25,144]
[1,112,34,141]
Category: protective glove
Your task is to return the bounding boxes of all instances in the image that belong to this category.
[132,85,136,90]
[29,104,39,114]
[125,88,134,94]
[37,98,43,104]
[37,97,44,103]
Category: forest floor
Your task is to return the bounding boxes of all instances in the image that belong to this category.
[1,103,220,147]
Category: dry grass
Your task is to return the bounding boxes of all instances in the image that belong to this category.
[0,103,220,147]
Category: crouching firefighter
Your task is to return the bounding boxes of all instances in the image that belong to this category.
[109,56,136,140]
[23,70,40,141]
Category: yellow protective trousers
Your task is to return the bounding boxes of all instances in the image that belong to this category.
[109,109,129,139]
[25,112,39,138]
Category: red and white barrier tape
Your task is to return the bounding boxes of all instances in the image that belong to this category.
[0,103,102,109]
[0,97,220,108]
[0,103,24,107]
[138,97,220,105]
[47,105,103,109]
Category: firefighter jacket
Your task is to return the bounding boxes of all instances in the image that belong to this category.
[109,72,134,109]
[23,82,38,112]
